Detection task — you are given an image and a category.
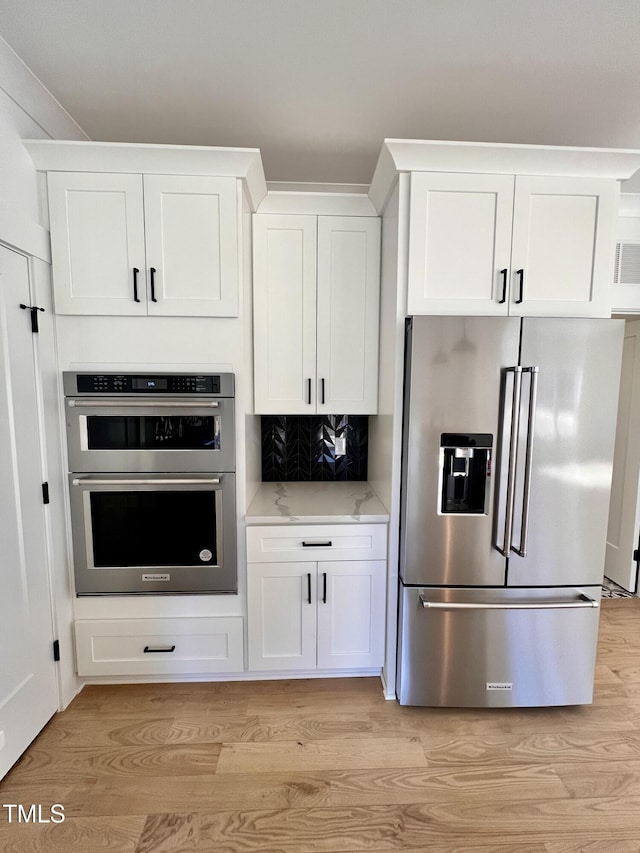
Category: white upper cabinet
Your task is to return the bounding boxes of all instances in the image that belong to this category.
[253,213,381,414]
[407,172,617,318]
[47,171,239,316]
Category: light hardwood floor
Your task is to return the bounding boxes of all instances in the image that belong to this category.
[1,598,640,852]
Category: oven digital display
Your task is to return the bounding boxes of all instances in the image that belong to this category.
[132,377,169,391]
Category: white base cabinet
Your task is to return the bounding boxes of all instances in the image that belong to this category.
[408,172,617,318]
[246,523,387,673]
[247,560,386,672]
[74,617,244,676]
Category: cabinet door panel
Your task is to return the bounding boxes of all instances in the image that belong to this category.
[407,172,514,315]
[510,176,616,318]
[248,562,317,670]
[144,175,238,316]
[253,215,317,413]
[317,217,380,414]
[47,172,146,315]
[316,561,385,670]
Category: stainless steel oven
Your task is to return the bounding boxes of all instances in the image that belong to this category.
[63,372,234,473]
[64,372,237,595]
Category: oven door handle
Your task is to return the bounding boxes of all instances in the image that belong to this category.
[71,477,222,486]
[67,400,220,408]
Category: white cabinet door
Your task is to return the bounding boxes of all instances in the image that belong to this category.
[316,560,386,670]
[253,214,318,414]
[47,172,146,315]
[317,217,380,414]
[143,175,239,317]
[247,562,317,671]
[0,246,58,779]
[510,176,617,318]
[407,172,515,316]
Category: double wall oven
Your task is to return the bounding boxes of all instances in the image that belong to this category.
[64,372,236,595]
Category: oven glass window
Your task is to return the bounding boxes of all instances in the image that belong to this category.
[89,491,218,567]
[85,415,221,451]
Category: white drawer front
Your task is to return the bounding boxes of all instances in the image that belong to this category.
[75,617,244,676]
[247,524,386,563]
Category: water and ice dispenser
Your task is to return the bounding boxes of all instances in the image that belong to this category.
[439,433,492,515]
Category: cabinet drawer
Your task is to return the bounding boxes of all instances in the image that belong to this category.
[75,617,244,676]
[247,524,386,563]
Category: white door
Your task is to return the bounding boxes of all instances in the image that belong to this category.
[606,320,640,592]
[0,246,58,779]
[247,562,317,670]
[252,214,317,413]
[407,172,514,316]
[510,175,617,318]
[316,561,386,670]
[144,175,239,317]
[47,171,147,315]
[316,216,380,414]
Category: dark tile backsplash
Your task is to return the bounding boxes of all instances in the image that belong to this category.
[261,415,368,481]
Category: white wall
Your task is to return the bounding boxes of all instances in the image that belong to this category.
[0,35,88,708]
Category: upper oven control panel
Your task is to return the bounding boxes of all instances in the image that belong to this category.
[63,372,235,397]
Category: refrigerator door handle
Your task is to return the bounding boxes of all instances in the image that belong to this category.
[512,366,539,558]
[498,366,523,556]
[419,594,599,610]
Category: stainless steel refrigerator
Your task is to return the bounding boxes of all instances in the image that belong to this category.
[397,316,624,707]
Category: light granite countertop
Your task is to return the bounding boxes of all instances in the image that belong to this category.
[245,481,389,524]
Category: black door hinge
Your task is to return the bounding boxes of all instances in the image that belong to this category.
[53,640,60,662]
[42,482,50,504]
[19,303,45,333]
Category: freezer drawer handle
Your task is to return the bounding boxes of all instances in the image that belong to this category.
[419,594,599,610]
[143,645,176,653]
[68,400,220,408]
[72,477,221,486]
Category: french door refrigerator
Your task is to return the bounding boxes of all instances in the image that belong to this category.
[397,316,624,707]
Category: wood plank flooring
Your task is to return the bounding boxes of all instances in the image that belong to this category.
[2,598,640,851]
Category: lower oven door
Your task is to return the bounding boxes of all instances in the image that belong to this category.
[69,472,236,594]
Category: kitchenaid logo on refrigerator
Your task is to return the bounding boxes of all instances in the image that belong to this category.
[2,804,65,823]
[486,682,513,691]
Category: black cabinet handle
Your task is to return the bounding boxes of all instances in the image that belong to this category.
[302,541,332,547]
[322,572,327,604]
[320,378,326,405]
[307,378,312,405]
[133,267,140,302]
[306,572,312,604]
[499,268,508,304]
[516,269,524,304]
[150,267,158,302]
[143,645,175,653]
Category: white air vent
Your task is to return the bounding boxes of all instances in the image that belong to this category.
[614,242,640,285]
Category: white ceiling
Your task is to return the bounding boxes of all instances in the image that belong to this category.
[1,0,640,187]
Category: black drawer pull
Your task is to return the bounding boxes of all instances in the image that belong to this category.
[301,541,332,547]
[143,645,176,653]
